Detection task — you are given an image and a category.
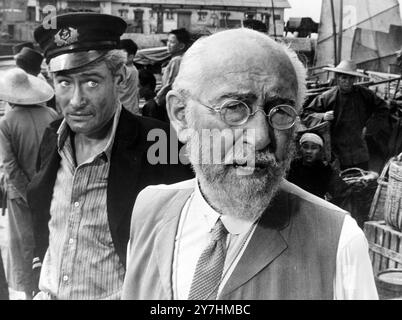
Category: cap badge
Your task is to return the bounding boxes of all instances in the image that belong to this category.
[54,27,79,46]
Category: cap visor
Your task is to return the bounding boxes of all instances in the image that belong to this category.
[48,50,107,72]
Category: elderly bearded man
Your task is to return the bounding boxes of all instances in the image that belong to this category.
[27,13,193,300]
[122,29,378,300]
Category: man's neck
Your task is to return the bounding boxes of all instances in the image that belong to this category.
[73,117,114,166]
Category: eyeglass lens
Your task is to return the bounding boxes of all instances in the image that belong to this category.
[220,100,296,129]
[269,105,296,130]
[220,100,250,125]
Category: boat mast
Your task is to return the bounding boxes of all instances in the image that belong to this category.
[329,0,338,65]
[338,0,344,63]
[271,0,277,38]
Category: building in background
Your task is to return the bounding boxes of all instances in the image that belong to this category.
[0,0,290,44]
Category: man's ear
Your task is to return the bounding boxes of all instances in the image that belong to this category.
[114,64,126,87]
[166,90,189,143]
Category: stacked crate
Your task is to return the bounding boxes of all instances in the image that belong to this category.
[364,221,402,276]
[365,155,402,276]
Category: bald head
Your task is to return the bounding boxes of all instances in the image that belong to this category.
[173,28,306,110]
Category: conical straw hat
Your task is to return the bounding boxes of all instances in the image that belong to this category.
[0,67,54,105]
[323,60,368,78]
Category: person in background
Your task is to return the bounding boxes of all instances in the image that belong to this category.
[0,164,9,300]
[15,47,44,77]
[29,12,193,300]
[122,28,378,300]
[155,28,191,121]
[287,132,348,203]
[119,38,140,115]
[12,42,34,56]
[14,46,58,112]
[302,60,391,171]
[0,251,8,300]
[0,68,58,300]
[139,69,165,122]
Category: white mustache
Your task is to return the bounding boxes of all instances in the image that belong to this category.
[225,152,277,168]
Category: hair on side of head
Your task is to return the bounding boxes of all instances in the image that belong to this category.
[169,28,191,46]
[171,35,211,99]
[120,39,138,56]
[279,43,307,111]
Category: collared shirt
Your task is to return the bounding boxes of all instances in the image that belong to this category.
[173,180,378,300]
[173,182,258,300]
[39,104,125,300]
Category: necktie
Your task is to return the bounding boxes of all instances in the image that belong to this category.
[188,218,228,300]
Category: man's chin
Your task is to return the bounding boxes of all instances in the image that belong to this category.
[195,162,284,216]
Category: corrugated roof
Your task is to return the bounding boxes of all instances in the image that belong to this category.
[125,0,291,8]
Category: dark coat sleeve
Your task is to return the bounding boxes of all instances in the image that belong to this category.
[27,121,61,263]
[362,87,392,156]
[301,88,337,128]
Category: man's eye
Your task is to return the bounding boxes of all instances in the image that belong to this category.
[58,80,71,87]
[222,100,249,112]
[87,81,98,88]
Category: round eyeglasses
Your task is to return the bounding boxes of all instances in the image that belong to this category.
[197,99,299,130]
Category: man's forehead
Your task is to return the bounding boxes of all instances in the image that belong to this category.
[195,59,297,102]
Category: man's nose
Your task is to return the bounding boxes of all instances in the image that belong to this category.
[245,111,272,151]
[70,85,85,108]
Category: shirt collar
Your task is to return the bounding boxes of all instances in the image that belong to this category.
[56,103,122,162]
[192,180,255,235]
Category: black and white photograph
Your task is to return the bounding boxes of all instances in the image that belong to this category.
[0,0,401,306]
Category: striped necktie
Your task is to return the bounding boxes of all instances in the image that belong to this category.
[188,218,228,300]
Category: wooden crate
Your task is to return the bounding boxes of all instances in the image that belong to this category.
[364,221,402,276]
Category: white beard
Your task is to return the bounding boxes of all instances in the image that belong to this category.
[185,126,295,222]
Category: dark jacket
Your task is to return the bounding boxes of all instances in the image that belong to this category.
[287,158,348,204]
[302,85,391,166]
[26,107,194,268]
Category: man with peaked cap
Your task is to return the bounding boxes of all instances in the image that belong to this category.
[28,12,193,300]
[302,60,391,171]
[0,68,58,299]
[118,38,140,115]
